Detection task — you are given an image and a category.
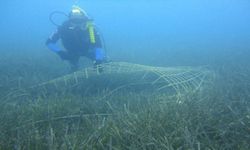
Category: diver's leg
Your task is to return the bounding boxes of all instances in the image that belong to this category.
[57,51,80,72]
[85,49,95,62]
[68,53,80,72]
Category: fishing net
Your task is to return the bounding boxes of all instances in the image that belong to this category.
[29,62,213,99]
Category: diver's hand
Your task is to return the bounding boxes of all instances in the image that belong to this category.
[93,60,102,66]
[94,48,105,61]
[47,43,61,52]
[93,60,104,73]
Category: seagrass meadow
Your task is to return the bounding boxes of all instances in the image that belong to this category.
[0,52,250,150]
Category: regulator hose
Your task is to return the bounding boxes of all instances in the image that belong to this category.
[49,11,68,26]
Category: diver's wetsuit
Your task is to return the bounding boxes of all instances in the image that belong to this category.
[46,20,103,70]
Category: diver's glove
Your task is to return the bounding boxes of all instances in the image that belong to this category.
[93,60,104,73]
[94,47,106,63]
[93,48,106,73]
[47,43,61,52]
[93,60,103,66]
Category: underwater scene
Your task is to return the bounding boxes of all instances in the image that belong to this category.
[0,0,250,149]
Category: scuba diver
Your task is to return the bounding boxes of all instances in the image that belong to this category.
[46,5,106,72]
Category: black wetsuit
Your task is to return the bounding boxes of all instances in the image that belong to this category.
[46,20,103,68]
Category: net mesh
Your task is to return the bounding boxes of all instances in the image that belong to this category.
[30,62,213,98]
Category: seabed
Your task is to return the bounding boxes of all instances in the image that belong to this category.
[0,61,249,149]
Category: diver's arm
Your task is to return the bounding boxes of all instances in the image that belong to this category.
[46,29,61,52]
[93,31,103,48]
[46,29,69,60]
[92,31,106,64]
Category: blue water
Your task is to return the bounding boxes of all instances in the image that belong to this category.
[0,0,250,66]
